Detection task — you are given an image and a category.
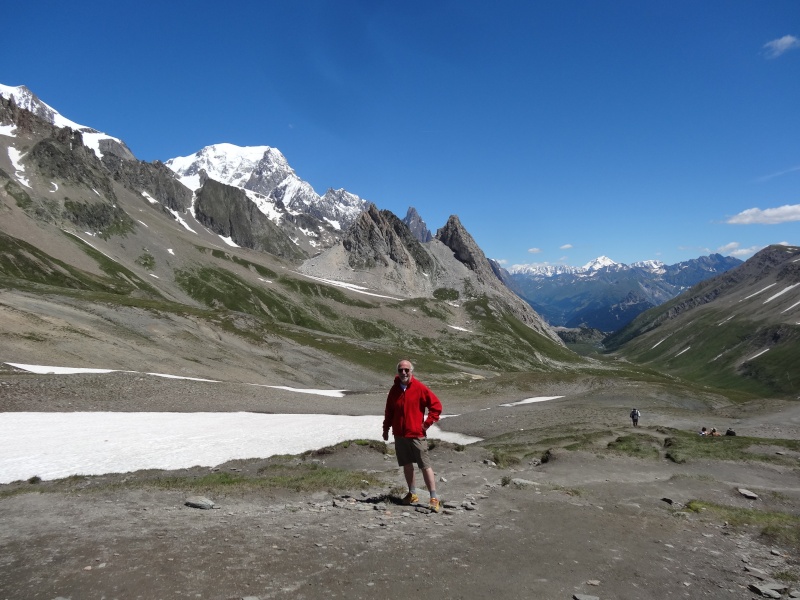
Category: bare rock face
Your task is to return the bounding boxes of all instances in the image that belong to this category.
[102,155,192,213]
[194,178,306,261]
[320,209,562,345]
[402,206,433,243]
[435,215,500,286]
[435,215,562,343]
[342,205,433,274]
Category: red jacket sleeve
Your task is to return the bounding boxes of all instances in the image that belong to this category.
[423,387,442,430]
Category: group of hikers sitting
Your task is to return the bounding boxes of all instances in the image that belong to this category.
[700,426,736,436]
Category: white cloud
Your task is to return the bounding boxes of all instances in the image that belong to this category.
[717,242,764,258]
[763,35,800,58]
[729,245,764,258]
[495,258,508,265]
[559,243,573,250]
[527,247,542,254]
[726,204,800,225]
[717,242,741,254]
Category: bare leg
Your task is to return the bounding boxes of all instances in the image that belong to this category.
[403,463,415,491]
[422,466,436,495]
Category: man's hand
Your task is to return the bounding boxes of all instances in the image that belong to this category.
[382,431,388,441]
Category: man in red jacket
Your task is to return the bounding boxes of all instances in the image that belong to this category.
[383,359,443,512]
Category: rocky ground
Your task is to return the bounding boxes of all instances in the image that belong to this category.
[1,369,799,600]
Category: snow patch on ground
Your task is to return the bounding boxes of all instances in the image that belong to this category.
[0,413,481,484]
[0,362,485,483]
[499,396,564,407]
[8,146,30,187]
[292,272,402,300]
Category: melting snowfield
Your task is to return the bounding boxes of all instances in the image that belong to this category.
[0,412,482,485]
[0,363,488,484]
[0,364,568,484]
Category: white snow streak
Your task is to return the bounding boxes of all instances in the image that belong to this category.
[447,325,473,332]
[3,364,359,399]
[781,300,800,313]
[8,146,30,187]
[167,207,196,233]
[253,385,347,398]
[219,235,240,247]
[293,272,402,300]
[746,348,770,361]
[675,347,691,357]
[141,191,158,204]
[651,336,669,349]
[763,283,800,304]
[717,315,735,326]
[499,396,563,407]
[6,364,118,375]
[741,283,777,301]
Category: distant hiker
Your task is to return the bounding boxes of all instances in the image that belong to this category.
[630,408,640,427]
[383,359,443,513]
[700,427,708,436]
[710,427,721,437]
[725,428,737,436]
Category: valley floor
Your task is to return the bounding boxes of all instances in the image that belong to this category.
[1,370,799,599]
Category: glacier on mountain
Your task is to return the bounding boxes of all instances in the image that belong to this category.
[165,143,369,231]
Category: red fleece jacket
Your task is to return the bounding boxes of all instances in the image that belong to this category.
[383,376,442,439]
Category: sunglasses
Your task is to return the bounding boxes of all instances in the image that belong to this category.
[398,368,411,373]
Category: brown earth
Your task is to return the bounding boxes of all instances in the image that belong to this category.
[1,368,800,600]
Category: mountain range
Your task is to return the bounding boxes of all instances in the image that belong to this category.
[604,244,800,396]
[507,254,742,331]
[1,82,797,398]
[0,83,568,385]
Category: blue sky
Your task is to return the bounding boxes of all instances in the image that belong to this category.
[4,1,799,267]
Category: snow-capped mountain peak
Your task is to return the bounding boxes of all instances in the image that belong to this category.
[631,259,666,274]
[582,256,619,271]
[0,84,128,160]
[165,143,369,231]
[507,263,579,277]
[165,143,289,191]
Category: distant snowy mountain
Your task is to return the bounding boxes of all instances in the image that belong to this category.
[165,144,370,231]
[0,84,134,160]
[582,255,620,272]
[506,254,742,331]
[509,255,655,277]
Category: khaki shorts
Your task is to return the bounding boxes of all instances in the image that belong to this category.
[394,436,431,469]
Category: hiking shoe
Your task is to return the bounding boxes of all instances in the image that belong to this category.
[401,492,418,505]
[429,497,441,513]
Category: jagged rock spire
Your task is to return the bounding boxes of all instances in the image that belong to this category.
[435,215,499,285]
[402,207,433,243]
